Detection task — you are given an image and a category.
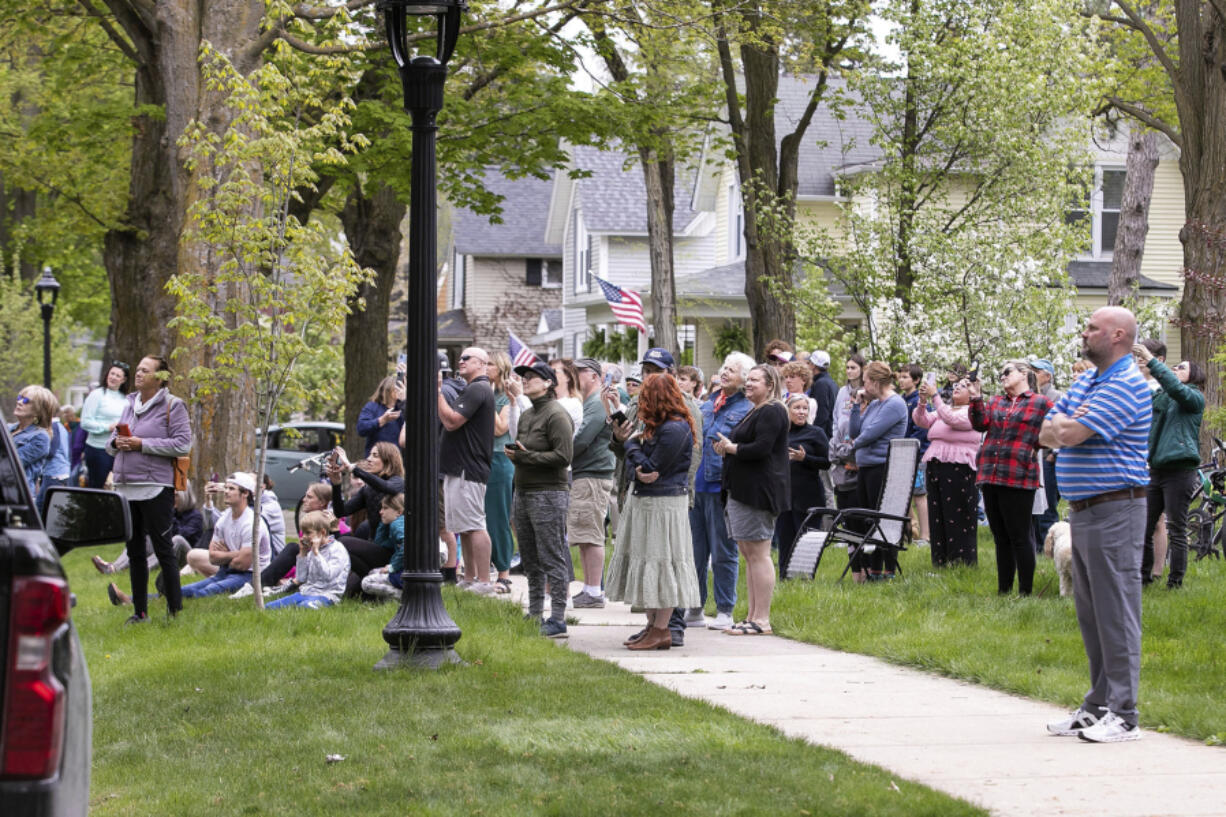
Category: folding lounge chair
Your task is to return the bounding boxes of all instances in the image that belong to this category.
[784,438,920,581]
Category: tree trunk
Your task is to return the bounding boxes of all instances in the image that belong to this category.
[639,148,679,360]
[1108,126,1159,306]
[340,181,405,459]
[738,41,796,357]
[100,0,266,486]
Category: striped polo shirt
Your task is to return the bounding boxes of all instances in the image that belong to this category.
[1048,355,1151,501]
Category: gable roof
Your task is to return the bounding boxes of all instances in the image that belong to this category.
[453,171,561,258]
[693,75,882,209]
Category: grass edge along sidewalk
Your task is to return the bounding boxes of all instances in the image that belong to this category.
[68,550,986,817]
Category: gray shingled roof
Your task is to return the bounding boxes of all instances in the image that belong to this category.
[453,171,561,257]
[570,145,702,234]
[1067,261,1177,291]
[777,76,881,198]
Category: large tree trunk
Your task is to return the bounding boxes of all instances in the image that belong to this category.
[1108,126,1159,306]
[639,149,679,359]
[340,181,405,458]
[100,0,266,485]
[1172,1,1226,451]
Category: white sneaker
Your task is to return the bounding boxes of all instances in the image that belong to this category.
[230,583,255,599]
[1047,706,1100,736]
[708,611,734,630]
[1078,711,1141,743]
[263,583,290,596]
[465,581,497,596]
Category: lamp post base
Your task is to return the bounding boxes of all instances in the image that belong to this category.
[375,570,463,671]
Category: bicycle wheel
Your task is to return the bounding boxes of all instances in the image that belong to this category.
[1186,507,1215,561]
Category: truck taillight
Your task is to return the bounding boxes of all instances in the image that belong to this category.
[1,575,69,779]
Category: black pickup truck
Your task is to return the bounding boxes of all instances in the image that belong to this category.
[1,412,130,816]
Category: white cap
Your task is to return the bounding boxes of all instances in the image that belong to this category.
[226,472,257,495]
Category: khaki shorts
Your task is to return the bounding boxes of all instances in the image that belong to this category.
[444,473,487,534]
[568,477,614,545]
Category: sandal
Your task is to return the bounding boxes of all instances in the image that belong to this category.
[724,620,771,636]
[493,578,512,594]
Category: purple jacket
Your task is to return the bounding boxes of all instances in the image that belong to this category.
[109,389,193,486]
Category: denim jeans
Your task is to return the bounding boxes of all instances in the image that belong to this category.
[181,567,252,599]
[689,491,738,614]
[266,592,334,609]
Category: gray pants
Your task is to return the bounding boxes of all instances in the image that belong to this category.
[1070,497,1145,724]
[513,490,570,622]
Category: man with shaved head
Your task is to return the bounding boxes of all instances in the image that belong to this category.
[1041,307,1151,743]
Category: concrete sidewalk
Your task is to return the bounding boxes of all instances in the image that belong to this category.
[501,575,1225,817]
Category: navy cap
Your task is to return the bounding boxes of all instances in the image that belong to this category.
[514,361,557,384]
[638,347,675,370]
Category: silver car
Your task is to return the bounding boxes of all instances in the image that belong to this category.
[258,422,345,510]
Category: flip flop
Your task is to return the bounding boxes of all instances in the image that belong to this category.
[724,620,771,636]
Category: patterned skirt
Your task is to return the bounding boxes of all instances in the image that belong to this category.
[605,492,701,610]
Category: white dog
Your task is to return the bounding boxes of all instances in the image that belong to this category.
[1043,521,1074,597]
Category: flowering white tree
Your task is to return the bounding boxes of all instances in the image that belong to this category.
[792,0,1102,374]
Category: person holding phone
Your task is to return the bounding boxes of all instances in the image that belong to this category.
[108,355,192,623]
[775,394,830,577]
[356,375,404,457]
[505,361,574,637]
[79,360,130,488]
[912,375,981,567]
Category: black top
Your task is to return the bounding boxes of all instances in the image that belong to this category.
[721,401,791,515]
[440,375,495,483]
[333,466,405,535]
[787,422,830,512]
[808,371,838,438]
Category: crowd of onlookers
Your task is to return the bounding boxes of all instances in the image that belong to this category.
[8,320,1205,640]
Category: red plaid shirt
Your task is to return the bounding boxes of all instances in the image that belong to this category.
[969,391,1052,489]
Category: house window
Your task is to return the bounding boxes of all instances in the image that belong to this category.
[1067,167,1125,258]
[451,251,466,310]
[544,259,563,288]
[574,214,591,294]
[526,258,542,286]
[572,329,587,357]
[727,183,744,261]
[677,324,696,364]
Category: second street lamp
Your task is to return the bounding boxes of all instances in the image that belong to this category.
[375,0,466,670]
[35,267,61,390]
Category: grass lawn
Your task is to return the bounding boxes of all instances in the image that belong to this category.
[66,550,986,817]
[766,526,1226,744]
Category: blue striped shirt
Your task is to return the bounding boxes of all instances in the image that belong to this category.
[1048,355,1151,501]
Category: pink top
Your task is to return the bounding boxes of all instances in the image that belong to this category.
[912,396,981,470]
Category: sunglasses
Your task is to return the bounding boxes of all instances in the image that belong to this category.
[1175,363,1190,370]
[16,395,30,405]
[459,354,487,364]
[1000,367,1016,378]
[111,361,130,372]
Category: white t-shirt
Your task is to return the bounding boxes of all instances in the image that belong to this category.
[212,505,271,572]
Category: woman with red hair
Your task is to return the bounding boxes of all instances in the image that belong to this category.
[606,374,701,651]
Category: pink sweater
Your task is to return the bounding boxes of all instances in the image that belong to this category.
[912,396,981,470]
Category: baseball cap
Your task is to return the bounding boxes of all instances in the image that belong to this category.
[810,350,831,368]
[438,351,451,373]
[1030,358,1055,376]
[768,350,794,363]
[638,347,675,370]
[513,361,557,384]
[626,364,643,383]
[574,358,603,377]
[226,472,257,495]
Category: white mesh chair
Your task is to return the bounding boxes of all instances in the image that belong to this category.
[783,438,921,581]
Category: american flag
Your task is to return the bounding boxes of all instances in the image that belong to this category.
[508,330,541,368]
[595,277,647,333]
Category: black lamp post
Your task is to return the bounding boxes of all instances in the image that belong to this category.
[375,0,466,670]
[34,267,60,389]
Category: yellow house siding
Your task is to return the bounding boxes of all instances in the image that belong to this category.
[1138,161,1187,290]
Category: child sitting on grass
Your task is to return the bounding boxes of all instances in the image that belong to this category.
[360,493,405,600]
[267,510,350,609]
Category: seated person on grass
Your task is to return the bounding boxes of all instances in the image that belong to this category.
[360,494,406,600]
[267,510,350,609]
[182,472,271,598]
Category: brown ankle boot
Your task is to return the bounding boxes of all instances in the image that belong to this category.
[627,626,671,651]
